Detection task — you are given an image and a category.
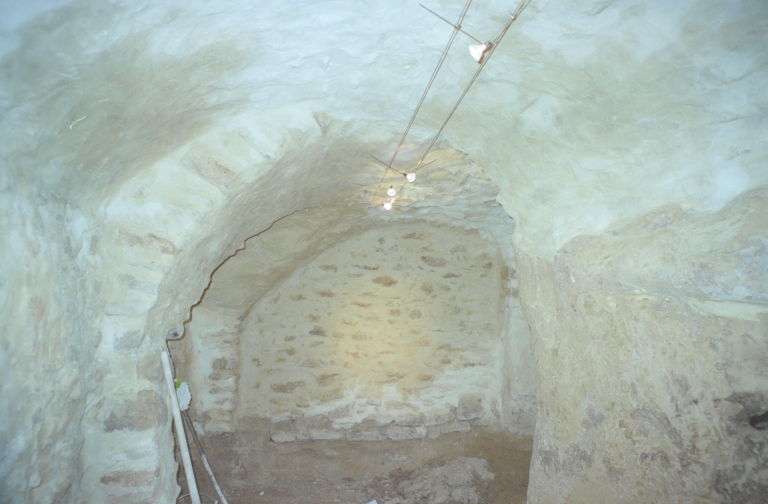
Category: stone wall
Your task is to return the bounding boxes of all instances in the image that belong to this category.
[174,307,242,435]
[175,215,537,442]
[501,285,537,436]
[238,223,507,441]
[170,147,537,442]
[0,184,176,504]
[521,186,768,503]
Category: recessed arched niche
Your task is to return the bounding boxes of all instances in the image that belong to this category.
[242,222,508,440]
[166,148,536,499]
[170,159,534,432]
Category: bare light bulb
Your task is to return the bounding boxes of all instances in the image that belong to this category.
[406,173,416,183]
[469,42,492,63]
[387,186,396,197]
[383,201,392,210]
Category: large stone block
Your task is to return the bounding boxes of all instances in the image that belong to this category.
[233,221,510,435]
[457,394,485,421]
[385,423,427,441]
[103,390,167,432]
[99,469,159,487]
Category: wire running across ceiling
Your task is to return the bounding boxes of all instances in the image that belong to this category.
[369,0,532,210]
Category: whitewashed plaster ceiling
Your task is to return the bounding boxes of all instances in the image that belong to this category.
[0,0,765,258]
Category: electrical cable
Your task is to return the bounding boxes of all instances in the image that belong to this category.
[420,4,483,44]
[182,410,230,504]
[413,0,531,173]
[369,0,474,207]
[177,492,219,503]
[368,0,532,209]
[165,342,229,504]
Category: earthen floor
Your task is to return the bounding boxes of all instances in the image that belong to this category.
[177,426,531,504]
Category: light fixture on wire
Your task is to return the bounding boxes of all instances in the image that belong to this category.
[420,3,492,64]
[404,0,531,175]
[387,186,396,196]
[367,0,532,210]
[469,42,492,63]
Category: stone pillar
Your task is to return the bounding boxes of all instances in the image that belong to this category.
[78,372,175,504]
[182,307,241,435]
[77,227,182,503]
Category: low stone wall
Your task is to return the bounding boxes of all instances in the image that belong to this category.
[270,393,487,442]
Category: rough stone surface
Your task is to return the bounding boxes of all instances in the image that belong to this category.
[168,149,534,443]
[171,201,535,441]
[457,394,485,421]
[381,457,495,504]
[521,187,768,503]
[0,195,99,503]
[239,223,505,431]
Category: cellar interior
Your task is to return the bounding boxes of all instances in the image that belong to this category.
[0,0,767,503]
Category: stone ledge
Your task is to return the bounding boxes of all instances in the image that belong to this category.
[268,414,475,443]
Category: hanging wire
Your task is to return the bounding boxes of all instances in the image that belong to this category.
[412,0,532,173]
[369,154,404,175]
[369,0,475,207]
[419,4,484,44]
[182,410,230,504]
[177,493,218,503]
[369,0,532,208]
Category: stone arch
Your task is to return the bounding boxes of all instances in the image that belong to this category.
[76,112,535,501]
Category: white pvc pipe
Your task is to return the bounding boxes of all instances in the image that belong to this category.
[162,351,202,504]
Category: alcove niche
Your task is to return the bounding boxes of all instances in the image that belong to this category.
[167,146,536,501]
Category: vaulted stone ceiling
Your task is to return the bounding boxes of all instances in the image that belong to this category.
[3,0,765,254]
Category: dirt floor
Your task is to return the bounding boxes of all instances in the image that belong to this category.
[176,422,532,504]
